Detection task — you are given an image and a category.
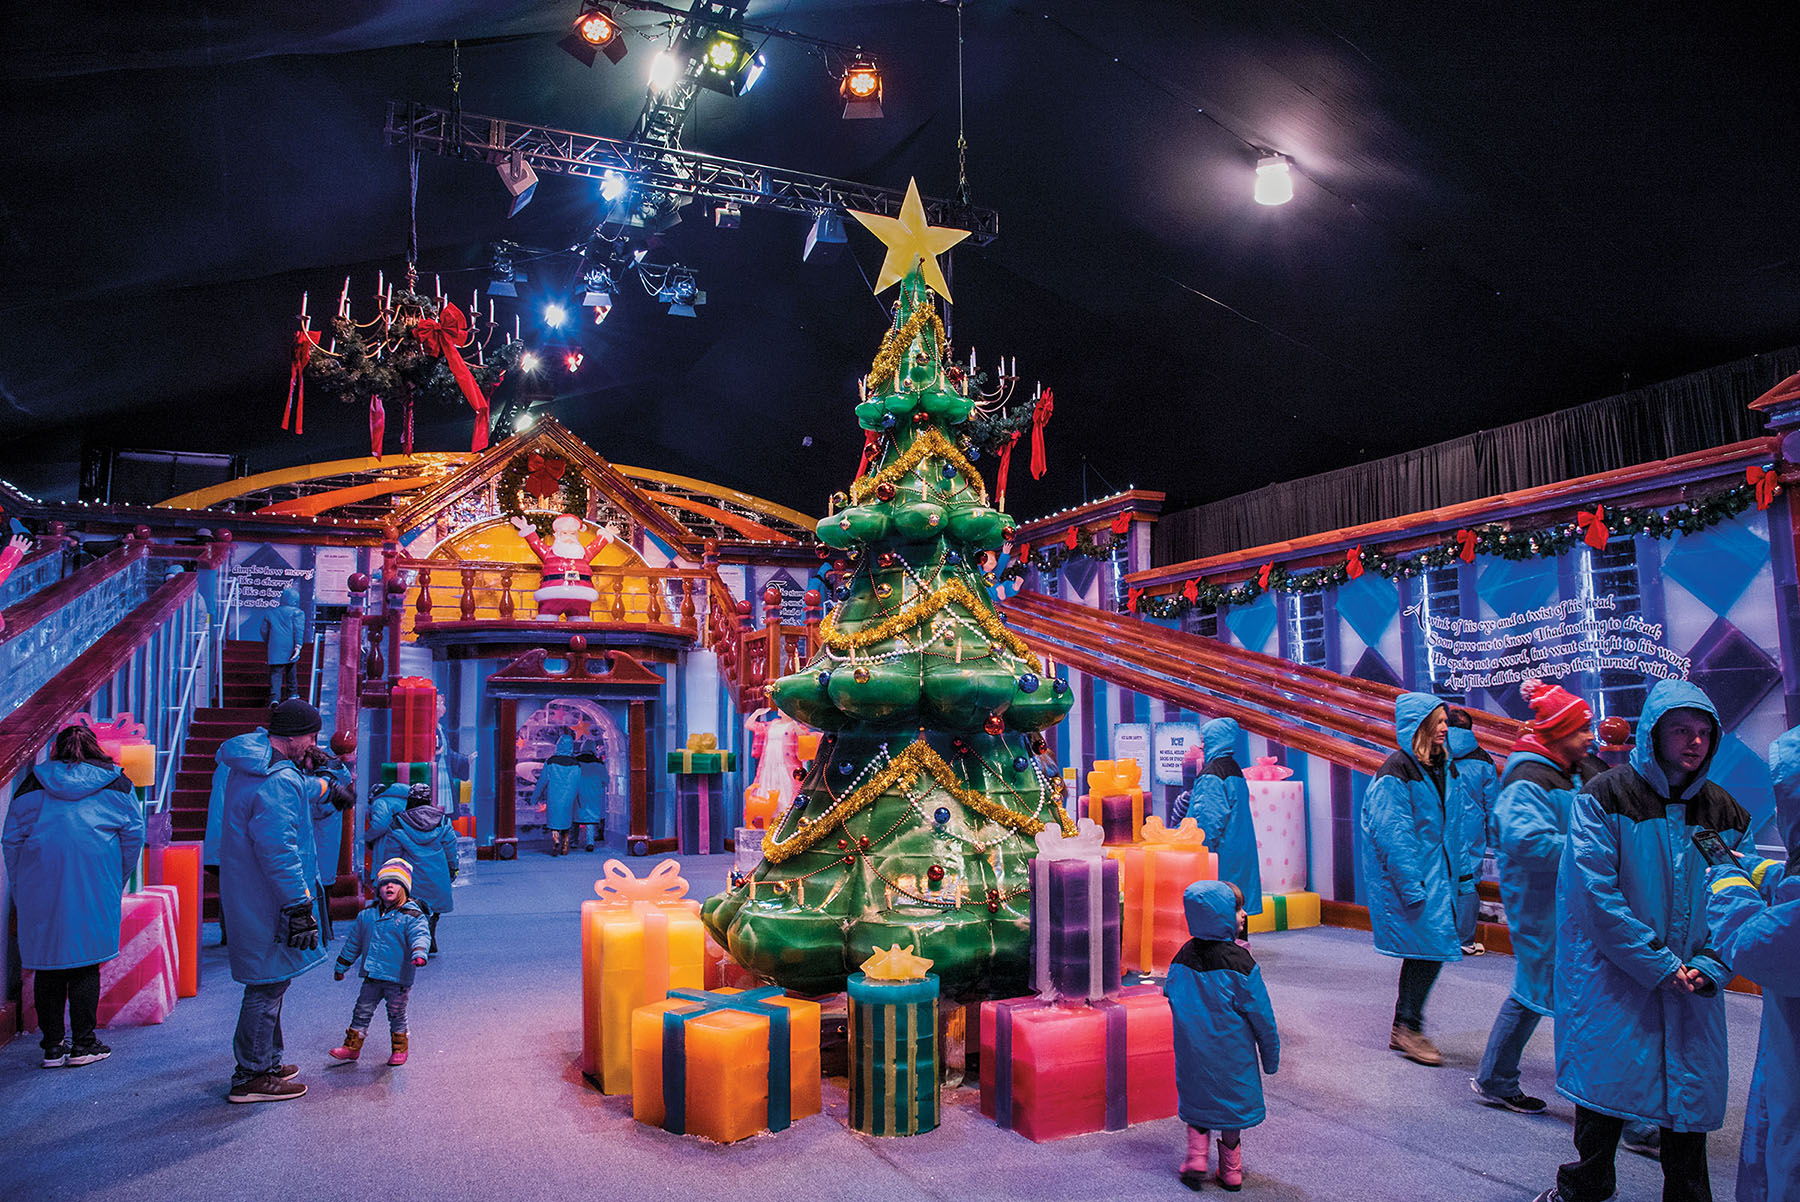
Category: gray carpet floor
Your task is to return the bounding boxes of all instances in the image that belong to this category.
[0,849,1762,1201]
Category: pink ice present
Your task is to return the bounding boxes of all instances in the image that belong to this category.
[22,890,178,1033]
[1244,758,1307,894]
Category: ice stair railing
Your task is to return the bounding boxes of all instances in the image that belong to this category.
[151,591,213,815]
[0,546,151,724]
[210,575,241,708]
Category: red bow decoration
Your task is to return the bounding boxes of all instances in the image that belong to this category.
[1126,586,1142,613]
[1063,527,1079,550]
[1346,546,1364,579]
[412,300,489,452]
[1110,512,1131,535]
[369,395,386,461]
[1748,464,1779,510]
[1257,562,1272,590]
[525,453,567,499]
[1029,389,1054,480]
[995,430,1023,509]
[1578,505,1609,549]
[1015,540,1030,563]
[283,329,321,436]
[1182,579,1198,604]
[854,430,882,481]
[1455,529,1477,563]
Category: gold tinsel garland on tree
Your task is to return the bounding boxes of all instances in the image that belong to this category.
[817,578,1038,663]
[848,428,987,505]
[865,305,947,387]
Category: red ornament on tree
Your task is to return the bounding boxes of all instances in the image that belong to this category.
[876,481,897,502]
[983,713,1005,736]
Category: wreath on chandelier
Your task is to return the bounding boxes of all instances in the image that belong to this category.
[497,451,590,539]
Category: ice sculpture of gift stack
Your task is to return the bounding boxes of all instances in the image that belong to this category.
[667,733,733,855]
[1241,757,1321,933]
[978,819,1177,1142]
[847,944,941,1137]
[1110,816,1216,974]
[144,843,203,997]
[1083,759,1146,845]
[580,859,705,1094]
[26,889,180,1031]
[631,986,822,1143]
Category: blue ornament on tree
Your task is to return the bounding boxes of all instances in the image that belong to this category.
[934,807,951,825]
[1017,673,1040,694]
[817,671,832,688]
[1012,756,1028,771]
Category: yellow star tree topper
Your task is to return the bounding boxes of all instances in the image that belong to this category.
[849,178,970,301]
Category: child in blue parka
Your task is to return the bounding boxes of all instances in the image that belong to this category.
[328,858,431,1067]
[261,584,307,705]
[1165,879,1280,1192]
[367,782,458,952]
[532,735,582,856]
[1173,717,1263,917]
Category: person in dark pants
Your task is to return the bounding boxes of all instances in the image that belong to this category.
[1534,680,1749,1202]
[1358,692,1469,1066]
[261,584,306,705]
[3,725,144,1067]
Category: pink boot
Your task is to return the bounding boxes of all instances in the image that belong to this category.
[1180,1128,1209,1190]
[328,1028,364,1062]
[387,1032,409,1066]
[1216,1139,1243,1192]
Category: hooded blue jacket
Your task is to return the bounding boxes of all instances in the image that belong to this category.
[367,784,458,914]
[1553,679,1748,1132]
[575,748,608,825]
[1493,749,1575,1015]
[1178,718,1262,915]
[1449,727,1499,866]
[1704,725,1800,1201]
[533,735,581,831]
[216,730,332,985]
[260,584,306,665]
[1163,879,1280,1130]
[1358,692,1467,962]
[3,761,145,970]
[334,897,432,987]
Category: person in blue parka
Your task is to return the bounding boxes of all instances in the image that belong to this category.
[1165,879,1280,1192]
[1359,691,1468,1067]
[328,857,432,1068]
[1447,708,1499,951]
[1172,717,1263,918]
[217,699,338,1104]
[1535,679,1750,1202]
[367,782,458,951]
[1704,725,1800,1202]
[3,725,145,1068]
[1472,681,1593,1115]
[533,735,582,856]
[575,742,607,852]
[261,584,307,705]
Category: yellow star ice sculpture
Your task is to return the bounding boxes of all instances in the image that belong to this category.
[860,943,935,981]
[849,178,970,302]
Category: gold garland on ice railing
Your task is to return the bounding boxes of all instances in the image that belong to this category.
[762,738,1075,864]
[849,427,988,506]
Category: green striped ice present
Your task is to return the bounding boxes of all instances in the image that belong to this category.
[846,970,940,1137]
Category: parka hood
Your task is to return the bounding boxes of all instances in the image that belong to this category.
[1767,725,1800,868]
[1394,692,1447,767]
[1447,727,1480,758]
[1630,680,1721,801]
[217,730,284,776]
[1183,879,1240,941]
[34,760,124,798]
[398,804,447,831]
[278,584,300,608]
[1201,718,1241,764]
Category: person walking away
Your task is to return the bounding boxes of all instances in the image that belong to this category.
[1165,880,1280,1191]
[1703,725,1800,1202]
[3,725,145,1068]
[261,584,307,705]
[327,858,431,1067]
[368,783,457,952]
[574,742,607,851]
[1470,681,1593,1114]
[1173,717,1263,921]
[1448,708,1499,953]
[1534,679,1750,1202]
[533,735,581,856]
[1359,692,1468,1066]
[217,699,338,1103]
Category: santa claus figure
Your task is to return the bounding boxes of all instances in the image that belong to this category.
[512,514,617,620]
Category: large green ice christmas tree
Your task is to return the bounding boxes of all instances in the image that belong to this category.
[703,182,1075,1000]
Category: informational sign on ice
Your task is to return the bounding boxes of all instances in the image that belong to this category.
[1152,722,1201,786]
[1405,593,1690,692]
[313,547,359,605]
[1112,723,1149,783]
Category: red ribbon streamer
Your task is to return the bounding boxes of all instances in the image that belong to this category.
[1126,586,1141,613]
[995,430,1022,509]
[1346,546,1363,579]
[1064,527,1079,550]
[525,452,567,499]
[1456,529,1477,563]
[403,396,415,456]
[1748,464,1779,510]
[854,431,882,481]
[1029,389,1054,481]
[1578,505,1609,549]
[413,301,489,452]
[369,395,386,460]
[283,329,320,435]
[1110,512,1131,535]
[1257,563,1272,590]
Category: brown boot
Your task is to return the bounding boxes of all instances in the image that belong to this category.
[328,1028,365,1062]
[387,1032,409,1066]
[1389,1023,1443,1066]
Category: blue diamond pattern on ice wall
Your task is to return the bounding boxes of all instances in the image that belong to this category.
[1707,731,1777,843]
[1225,593,1279,655]
[1336,572,1399,651]
[1687,617,1782,731]
[1661,517,1768,616]
[1475,555,1559,621]
[1352,646,1402,688]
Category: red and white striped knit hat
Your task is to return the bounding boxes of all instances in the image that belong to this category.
[1521,679,1592,739]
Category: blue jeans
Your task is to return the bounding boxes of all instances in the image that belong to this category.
[232,980,290,1086]
[350,978,410,1034]
[1475,995,1544,1096]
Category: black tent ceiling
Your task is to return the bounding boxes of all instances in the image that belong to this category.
[2,2,1796,518]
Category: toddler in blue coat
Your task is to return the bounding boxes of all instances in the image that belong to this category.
[1164,880,1281,1192]
[328,858,431,1067]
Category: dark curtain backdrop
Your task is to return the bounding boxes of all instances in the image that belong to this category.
[1153,346,1800,566]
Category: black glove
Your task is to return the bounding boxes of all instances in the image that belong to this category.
[280,901,320,950]
[325,778,356,812]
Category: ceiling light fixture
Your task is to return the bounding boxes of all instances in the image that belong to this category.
[840,58,883,119]
[497,149,538,217]
[693,30,764,97]
[544,303,569,329]
[1254,152,1294,206]
[560,2,628,67]
[487,242,522,297]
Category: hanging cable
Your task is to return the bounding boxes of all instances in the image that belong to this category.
[449,40,464,159]
[955,2,970,206]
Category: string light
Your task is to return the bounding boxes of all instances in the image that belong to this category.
[1254,153,1294,206]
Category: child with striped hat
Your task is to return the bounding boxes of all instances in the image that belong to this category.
[328,858,431,1066]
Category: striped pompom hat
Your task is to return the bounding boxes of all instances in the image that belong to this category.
[375,858,413,895]
[1520,679,1592,739]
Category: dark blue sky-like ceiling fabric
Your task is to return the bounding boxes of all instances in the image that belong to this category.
[2,2,1796,516]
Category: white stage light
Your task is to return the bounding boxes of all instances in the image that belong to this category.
[1254,154,1294,206]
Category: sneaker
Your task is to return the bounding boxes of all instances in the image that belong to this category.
[1469,1077,1547,1113]
[41,1042,71,1068]
[66,1041,112,1066]
[227,1074,308,1103]
[275,1063,299,1081]
[1462,940,1486,956]
[1389,1023,1444,1066]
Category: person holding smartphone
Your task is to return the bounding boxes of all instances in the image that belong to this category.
[1533,680,1749,1202]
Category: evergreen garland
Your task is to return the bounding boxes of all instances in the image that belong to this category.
[497,452,590,539]
[303,292,522,411]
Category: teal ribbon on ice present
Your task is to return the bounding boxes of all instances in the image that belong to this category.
[659,987,791,1135]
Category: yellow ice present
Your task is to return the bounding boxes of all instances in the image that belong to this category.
[632,988,822,1143]
[580,859,705,1094]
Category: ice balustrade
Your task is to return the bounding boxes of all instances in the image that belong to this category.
[402,557,707,630]
[0,538,72,610]
[0,548,151,724]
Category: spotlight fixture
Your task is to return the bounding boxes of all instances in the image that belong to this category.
[559,2,628,67]
[581,269,614,323]
[544,303,569,329]
[840,58,883,119]
[802,210,847,264]
[648,48,683,94]
[658,266,705,317]
[520,351,542,372]
[714,201,742,229]
[497,149,538,217]
[487,242,522,297]
[1253,152,1294,206]
[599,169,629,202]
[693,29,764,97]
[564,350,585,373]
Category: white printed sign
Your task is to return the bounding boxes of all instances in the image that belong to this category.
[1152,722,1201,786]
